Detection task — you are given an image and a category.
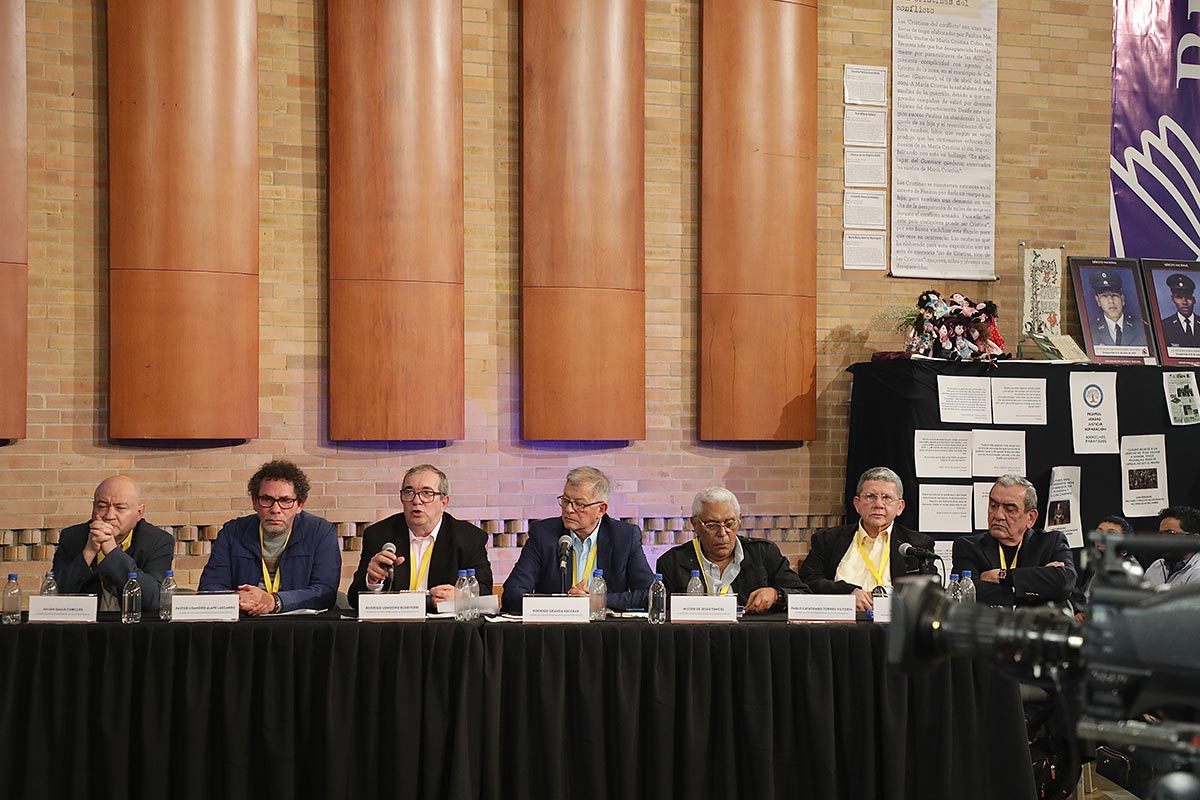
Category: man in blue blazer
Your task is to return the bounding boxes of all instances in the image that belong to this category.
[199,460,341,615]
[501,467,653,614]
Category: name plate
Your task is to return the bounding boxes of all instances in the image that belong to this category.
[522,595,589,623]
[28,594,98,623]
[435,594,500,616]
[788,594,856,623]
[358,591,427,621]
[870,596,892,623]
[669,594,738,623]
[171,593,239,622]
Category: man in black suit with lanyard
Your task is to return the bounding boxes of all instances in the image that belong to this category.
[800,466,936,612]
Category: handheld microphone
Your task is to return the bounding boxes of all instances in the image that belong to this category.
[898,541,939,561]
[381,541,398,586]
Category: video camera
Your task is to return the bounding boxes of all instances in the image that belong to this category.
[888,531,1200,800]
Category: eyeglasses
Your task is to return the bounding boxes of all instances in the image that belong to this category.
[558,495,603,512]
[695,518,740,534]
[255,495,298,510]
[401,488,445,503]
[858,493,899,505]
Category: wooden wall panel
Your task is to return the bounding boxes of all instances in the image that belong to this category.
[700,0,817,440]
[521,0,645,439]
[107,0,258,439]
[0,0,26,440]
[328,0,464,440]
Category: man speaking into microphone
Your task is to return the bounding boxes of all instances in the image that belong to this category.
[348,464,493,611]
[501,467,653,614]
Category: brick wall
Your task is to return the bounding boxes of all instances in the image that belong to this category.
[0,0,1113,592]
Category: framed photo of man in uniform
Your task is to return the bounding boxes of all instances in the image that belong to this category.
[1069,256,1156,365]
[1142,258,1200,366]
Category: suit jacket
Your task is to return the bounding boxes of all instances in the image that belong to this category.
[799,523,936,594]
[52,519,175,611]
[198,511,341,612]
[501,515,654,614]
[347,512,494,610]
[656,536,810,609]
[951,528,1076,606]
[1091,313,1145,346]
[1162,314,1200,347]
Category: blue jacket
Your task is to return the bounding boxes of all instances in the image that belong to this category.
[198,511,341,612]
[501,514,653,613]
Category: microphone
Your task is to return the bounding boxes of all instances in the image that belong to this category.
[557,534,573,567]
[381,541,398,586]
[898,541,939,561]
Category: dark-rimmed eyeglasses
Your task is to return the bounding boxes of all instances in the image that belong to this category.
[255,495,298,510]
[558,495,603,512]
[401,488,445,503]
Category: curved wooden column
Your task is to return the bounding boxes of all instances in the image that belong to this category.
[521,0,645,441]
[107,0,258,439]
[0,0,26,440]
[328,0,464,441]
[700,0,817,441]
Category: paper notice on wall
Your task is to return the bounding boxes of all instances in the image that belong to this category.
[844,190,887,230]
[919,484,974,533]
[1070,372,1118,453]
[844,64,889,105]
[1121,434,1168,517]
[973,481,992,530]
[844,147,889,188]
[914,430,973,477]
[845,107,888,147]
[991,377,1047,425]
[971,429,1025,477]
[1163,372,1200,425]
[937,375,992,424]
[1045,466,1083,548]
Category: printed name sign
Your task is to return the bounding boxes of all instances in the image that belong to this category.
[28,594,98,623]
[171,593,239,622]
[788,594,856,623]
[358,591,427,621]
[669,594,738,623]
[523,595,590,623]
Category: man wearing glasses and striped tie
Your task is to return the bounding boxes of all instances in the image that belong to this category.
[500,466,654,614]
[347,464,493,611]
[657,487,809,613]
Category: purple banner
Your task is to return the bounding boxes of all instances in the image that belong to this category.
[1111,0,1200,258]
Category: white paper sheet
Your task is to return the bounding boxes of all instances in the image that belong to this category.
[844,64,889,105]
[991,377,1047,425]
[973,481,992,530]
[914,429,973,477]
[844,189,887,230]
[844,107,888,147]
[1121,434,1169,517]
[918,484,974,533]
[1044,466,1084,548]
[971,429,1026,477]
[843,230,888,270]
[937,375,992,424]
[1163,372,1200,425]
[844,147,888,188]
[1070,372,1119,453]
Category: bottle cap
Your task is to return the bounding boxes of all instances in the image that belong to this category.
[467,569,476,575]
[165,570,174,577]
[128,572,138,579]
[654,573,663,580]
[690,569,700,576]
[6,574,15,580]
[949,573,959,580]
[593,568,604,577]
[961,570,973,579]
[46,571,55,577]
[458,570,468,576]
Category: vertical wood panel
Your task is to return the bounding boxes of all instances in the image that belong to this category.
[521,0,646,440]
[328,0,464,440]
[700,0,817,441]
[107,0,258,439]
[0,0,25,440]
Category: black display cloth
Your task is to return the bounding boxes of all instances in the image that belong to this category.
[0,614,1032,800]
[846,360,1200,531]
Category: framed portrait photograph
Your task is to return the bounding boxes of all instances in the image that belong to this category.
[1141,258,1200,366]
[1069,256,1156,365]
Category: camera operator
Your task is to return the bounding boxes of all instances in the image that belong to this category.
[951,474,1076,606]
[1146,506,1200,588]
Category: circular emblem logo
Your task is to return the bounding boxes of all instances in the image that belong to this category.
[1083,384,1103,407]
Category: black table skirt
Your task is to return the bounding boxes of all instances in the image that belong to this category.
[0,615,1033,800]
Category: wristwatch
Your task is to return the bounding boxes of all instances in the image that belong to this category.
[271,593,282,614]
[996,569,1008,582]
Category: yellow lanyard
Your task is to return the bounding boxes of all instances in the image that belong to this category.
[95,530,134,564]
[408,537,436,590]
[998,538,1023,570]
[259,525,292,594]
[691,538,733,595]
[574,540,597,585]
[855,530,890,589]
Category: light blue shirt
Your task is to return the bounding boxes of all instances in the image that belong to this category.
[571,520,601,584]
[697,536,745,595]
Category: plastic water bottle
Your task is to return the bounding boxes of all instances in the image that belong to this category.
[40,571,59,595]
[1,574,20,624]
[589,568,607,621]
[958,570,976,604]
[946,573,961,603]
[648,573,668,624]
[160,570,177,621]
[454,570,470,621]
[121,572,142,624]
[465,568,480,620]
[686,569,705,595]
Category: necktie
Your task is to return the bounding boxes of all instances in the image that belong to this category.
[1114,324,1122,345]
[1187,320,1193,338]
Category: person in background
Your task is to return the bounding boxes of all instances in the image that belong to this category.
[1144,506,1200,587]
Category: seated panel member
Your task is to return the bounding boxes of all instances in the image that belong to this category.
[199,460,341,615]
[657,487,810,613]
[800,467,936,611]
[1144,506,1200,587]
[501,466,654,614]
[951,474,1076,607]
[347,464,493,610]
[52,476,175,611]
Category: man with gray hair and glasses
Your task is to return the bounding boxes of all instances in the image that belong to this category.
[656,487,810,613]
[800,466,937,611]
[501,466,654,614]
[951,473,1075,606]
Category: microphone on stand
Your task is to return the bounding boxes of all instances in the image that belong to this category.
[558,535,573,593]
[898,541,939,561]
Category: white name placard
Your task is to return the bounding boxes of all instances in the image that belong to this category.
[669,594,738,623]
[522,595,590,623]
[435,594,500,616]
[788,594,856,623]
[171,593,240,622]
[871,596,892,623]
[358,591,427,621]
[27,594,98,623]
